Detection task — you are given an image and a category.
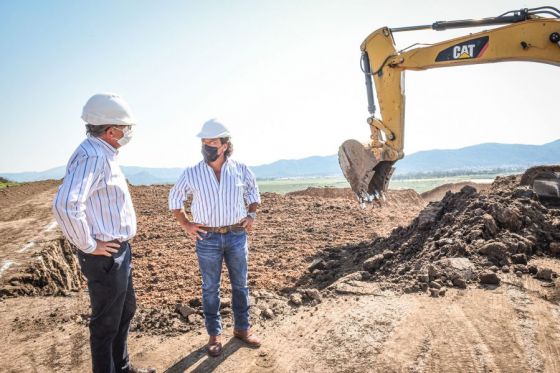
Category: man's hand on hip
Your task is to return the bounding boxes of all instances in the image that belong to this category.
[91,240,120,257]
[183,222,207,240]
[240,217,255,231]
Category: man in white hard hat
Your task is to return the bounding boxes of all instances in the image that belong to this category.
[52,93,155,373]
[169,119,262,357]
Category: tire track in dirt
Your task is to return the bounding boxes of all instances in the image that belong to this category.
[369,287,560,373]
[505,283,560,373]
[376,294,497,372]
[507,287,544,372]
[216,293,415,373]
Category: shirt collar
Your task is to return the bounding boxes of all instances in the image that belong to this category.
[89,135,119,157]
[203,158,230,168]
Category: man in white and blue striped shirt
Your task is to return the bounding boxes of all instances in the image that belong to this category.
[52,93,154,373]
[169,119,261,356]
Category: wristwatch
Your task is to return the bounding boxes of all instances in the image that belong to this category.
[247,212,257,220]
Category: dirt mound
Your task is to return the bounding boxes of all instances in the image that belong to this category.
[287,187,355,199]
[421,181,492,202]
[299,175,560,294]
[0,180,82,298]
[0,238,84,297]
[287,187,425,206]
[0,180,59,212]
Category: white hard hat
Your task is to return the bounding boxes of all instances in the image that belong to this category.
[196,118,230,138]
[81,93,137,126]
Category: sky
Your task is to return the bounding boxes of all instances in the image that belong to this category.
[1,0,558,173]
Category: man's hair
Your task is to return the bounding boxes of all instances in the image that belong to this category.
[220,137,233,159]
[86,124,113,137]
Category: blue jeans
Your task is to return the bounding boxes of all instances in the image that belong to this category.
[195,230,250,336]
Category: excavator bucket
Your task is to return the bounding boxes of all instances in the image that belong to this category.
[338,139,395,203]
[520,165,560,207]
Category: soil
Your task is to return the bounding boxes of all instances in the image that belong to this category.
[297,176,560,296]
[420,181,491,202]
[1,177,560,372]
[130,187,425,311]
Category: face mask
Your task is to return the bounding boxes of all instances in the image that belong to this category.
[202,144,220,162]
[115,126,133,147]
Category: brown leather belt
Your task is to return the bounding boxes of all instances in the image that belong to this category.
[109,239,127,245]
[204,224,245,234]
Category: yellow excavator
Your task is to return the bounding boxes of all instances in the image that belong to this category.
[339,6,560,204]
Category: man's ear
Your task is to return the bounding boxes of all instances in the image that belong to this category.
[107,126,119,138]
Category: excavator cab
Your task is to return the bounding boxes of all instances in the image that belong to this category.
[339,6,560,204]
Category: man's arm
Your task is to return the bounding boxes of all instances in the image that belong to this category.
[169,170,206,240]
[171,208,207,240]
[52,155,119,256]
[241,165,261,231]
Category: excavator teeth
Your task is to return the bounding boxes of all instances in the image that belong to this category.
[338,139,395,204]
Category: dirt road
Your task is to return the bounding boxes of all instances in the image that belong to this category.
[2,274,560,372]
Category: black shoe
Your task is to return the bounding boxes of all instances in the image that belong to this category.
[129,365,156,373]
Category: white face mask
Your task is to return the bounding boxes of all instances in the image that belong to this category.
[116,126,133,147]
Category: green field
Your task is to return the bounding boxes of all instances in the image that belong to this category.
[257,174,501,194]
[0,181,19,189]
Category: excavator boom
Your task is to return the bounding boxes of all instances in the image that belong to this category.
[340,6,560,204]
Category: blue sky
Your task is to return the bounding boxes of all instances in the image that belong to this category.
[1,0,559,172]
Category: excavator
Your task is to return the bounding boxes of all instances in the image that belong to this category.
[339,6,560,205]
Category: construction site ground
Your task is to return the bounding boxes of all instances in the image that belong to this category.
[1,179,559,372]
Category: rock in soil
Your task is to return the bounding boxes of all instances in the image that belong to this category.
[289,293,303,306]
[536,267,554,281]
[480,271,501,285]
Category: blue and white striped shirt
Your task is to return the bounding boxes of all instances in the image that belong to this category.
[52,136,137,253]
[168,159,261,227]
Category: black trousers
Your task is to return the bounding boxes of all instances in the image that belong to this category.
[78,242,137,373]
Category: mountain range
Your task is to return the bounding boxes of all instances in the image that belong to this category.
[2,140,558,185]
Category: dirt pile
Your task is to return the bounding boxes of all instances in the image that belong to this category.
[0,179,83,297]
[300,175,560,294]
[420,181,491,202]
[287,187,425,207]
[0,180,59,212]
[0,238,84,297]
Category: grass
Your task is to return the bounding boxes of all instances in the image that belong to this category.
[257,174,501,194]
[0,181,19,189]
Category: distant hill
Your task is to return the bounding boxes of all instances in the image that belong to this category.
[395,139,560,174]
[250,155,341,179]
[0,166,184,185]
[2,140,558,184]
[250,139,559,179]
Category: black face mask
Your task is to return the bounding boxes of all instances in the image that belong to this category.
[202,144,220,162]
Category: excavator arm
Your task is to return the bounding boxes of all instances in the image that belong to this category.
[339,7,560,204]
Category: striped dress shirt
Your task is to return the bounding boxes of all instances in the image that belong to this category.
[52,136,137,253]
[168,159,261,227]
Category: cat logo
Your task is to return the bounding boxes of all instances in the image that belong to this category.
[453,44,476,59]
[436,36,489,62]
